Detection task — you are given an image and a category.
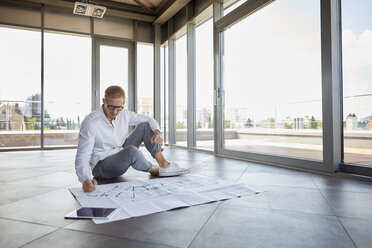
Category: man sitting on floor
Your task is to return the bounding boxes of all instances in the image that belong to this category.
[75,85,189,192]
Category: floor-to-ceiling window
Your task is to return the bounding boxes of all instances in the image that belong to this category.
[175,34,187,146]
[44,32,91,147]
[222,0,323,161]
[341,0,372,167]
[137,43,154,117]
[0,26,41,149]
[196,18,214,150]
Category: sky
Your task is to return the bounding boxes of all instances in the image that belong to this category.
[0,0,371,123]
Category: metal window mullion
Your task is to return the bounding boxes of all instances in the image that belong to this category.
[132,42,137,113]
[41,4,44,148]
[320,0,342,172]
[168,39,176,144]
[92,17,98,110]
[163,47,167,143]
[154,24,161,124]
[187,23,196,147]
[94,40,101,109]
[213,2,223,153]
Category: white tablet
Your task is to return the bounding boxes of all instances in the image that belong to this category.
[64,207,119,219]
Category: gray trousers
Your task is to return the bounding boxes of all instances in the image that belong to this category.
[92,122,163,179]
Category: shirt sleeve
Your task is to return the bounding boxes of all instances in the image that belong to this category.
[75,121,95,183]
[128,111,160,132]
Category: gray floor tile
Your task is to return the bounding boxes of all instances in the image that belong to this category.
[9,171,78,188]
[189,158,249,182]
[0,188,80,227]
[202,156,252,169]
[321,189,372,220]
[159,149,212,164]
[339,217,372,248]
[0,168,58,183]
[65,202,220,248]
[238,171,318,189]
[22,228,171,248]
[189,168,246,182]
[0,184,56,206]
[223,185,334,216]
[311,174,372,193]
[0,218,57,248]
[189,205,355,248]
[244,163,307,175]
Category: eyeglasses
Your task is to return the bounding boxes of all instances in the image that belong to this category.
[105,99,124,111]
[106,104,124,111]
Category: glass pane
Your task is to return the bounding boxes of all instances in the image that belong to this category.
[100,45,128,104]
[0,26,41,149]
[196,19,214,150]
[342,0,372,166]
[137,43,154,117]
[222,0,323,161]
[44,32,91,146]
[176,35,187,146]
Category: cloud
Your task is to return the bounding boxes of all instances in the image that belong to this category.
[343,29,372,68]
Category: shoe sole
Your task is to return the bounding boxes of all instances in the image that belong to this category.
[159,169,190,177]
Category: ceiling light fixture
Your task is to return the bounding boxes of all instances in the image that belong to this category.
[73,1,107,18]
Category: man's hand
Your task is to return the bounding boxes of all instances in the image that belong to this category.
[82,179,97,192]
[151,130,163,144]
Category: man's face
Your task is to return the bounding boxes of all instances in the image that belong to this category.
[102,97,125,120]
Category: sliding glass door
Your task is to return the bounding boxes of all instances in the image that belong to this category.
[221,0,323,162]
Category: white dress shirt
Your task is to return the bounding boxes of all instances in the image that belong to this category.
[75,106,160,183]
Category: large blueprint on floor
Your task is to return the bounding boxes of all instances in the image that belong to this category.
[69,174,255,224]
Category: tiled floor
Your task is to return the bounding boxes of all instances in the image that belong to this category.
[1,147,372,248]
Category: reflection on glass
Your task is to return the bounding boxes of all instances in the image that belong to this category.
[44,32,91,146]
[196,19,214,150]
[137,43,154,117]
[176,35,187,145]
[100,45,128,103]
[0,27,41,148]
[342,0,372,166]
[223,0,322,161]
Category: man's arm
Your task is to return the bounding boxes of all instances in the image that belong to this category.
[75,123,95,184]
[129,112,161,133]
[128,111,163,144]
